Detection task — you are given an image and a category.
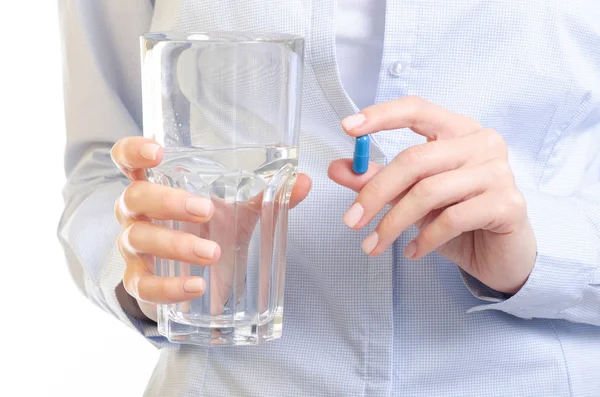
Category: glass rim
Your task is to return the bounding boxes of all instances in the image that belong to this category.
[141,31,304,44]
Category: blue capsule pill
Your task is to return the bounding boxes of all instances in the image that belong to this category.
[352,135,370,174]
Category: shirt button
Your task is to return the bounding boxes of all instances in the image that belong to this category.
[388,61,403,77]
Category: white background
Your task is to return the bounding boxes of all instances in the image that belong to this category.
[0,2,159,396]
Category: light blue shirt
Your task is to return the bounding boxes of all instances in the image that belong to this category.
[58,1,600,396]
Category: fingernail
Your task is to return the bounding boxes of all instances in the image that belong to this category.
[140,143,160,160]
[341,113,366,131]
[185,197,213,217]
[362,231,379,254]
[183,278,206,293]
[404,240,417,259]
[343,202,364,229]
[194,240,218,259]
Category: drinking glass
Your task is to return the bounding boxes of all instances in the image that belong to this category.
[140,31,304,346]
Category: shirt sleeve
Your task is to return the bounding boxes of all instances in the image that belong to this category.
[461,100,600,326]
[57,0,173,347]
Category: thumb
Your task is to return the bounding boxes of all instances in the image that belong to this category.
[290,173,312,209]
[327,159,382,193]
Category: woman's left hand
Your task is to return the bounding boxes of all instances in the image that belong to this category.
[328,96,537,294]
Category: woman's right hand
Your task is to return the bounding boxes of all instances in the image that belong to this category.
[110,136,312,322]
[111,137,221,321]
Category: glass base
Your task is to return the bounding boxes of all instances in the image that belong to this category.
[157,305,283,346]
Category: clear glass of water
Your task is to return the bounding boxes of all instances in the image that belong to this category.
[140,32,304,346]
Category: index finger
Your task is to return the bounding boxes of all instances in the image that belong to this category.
[341,96,481,141]
[110,136,164,181]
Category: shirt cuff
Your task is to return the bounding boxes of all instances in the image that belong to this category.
[461,188,599,320]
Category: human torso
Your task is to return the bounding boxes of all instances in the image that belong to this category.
[145,1,600,396]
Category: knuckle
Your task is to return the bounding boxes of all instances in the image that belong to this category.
[122,267,134,286]
[135,272,160,304]
[404,97,426,128]
[480,127,498,141]
[404,95,426,110]
[114,197,122,222]
[122,182,144,213]
[481,128,508,157]
[123,222,143,252]
[465,116,482,130]
[122,268,139,299]
[440,206,461,231]
[401,144,428,165]
[111,138,137,169]
[110,142,121,164]
[488,159,513,181]
[503,190,527,217]
[117,231,127,256]
[137,282,153,303]
[412,177,440,201]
